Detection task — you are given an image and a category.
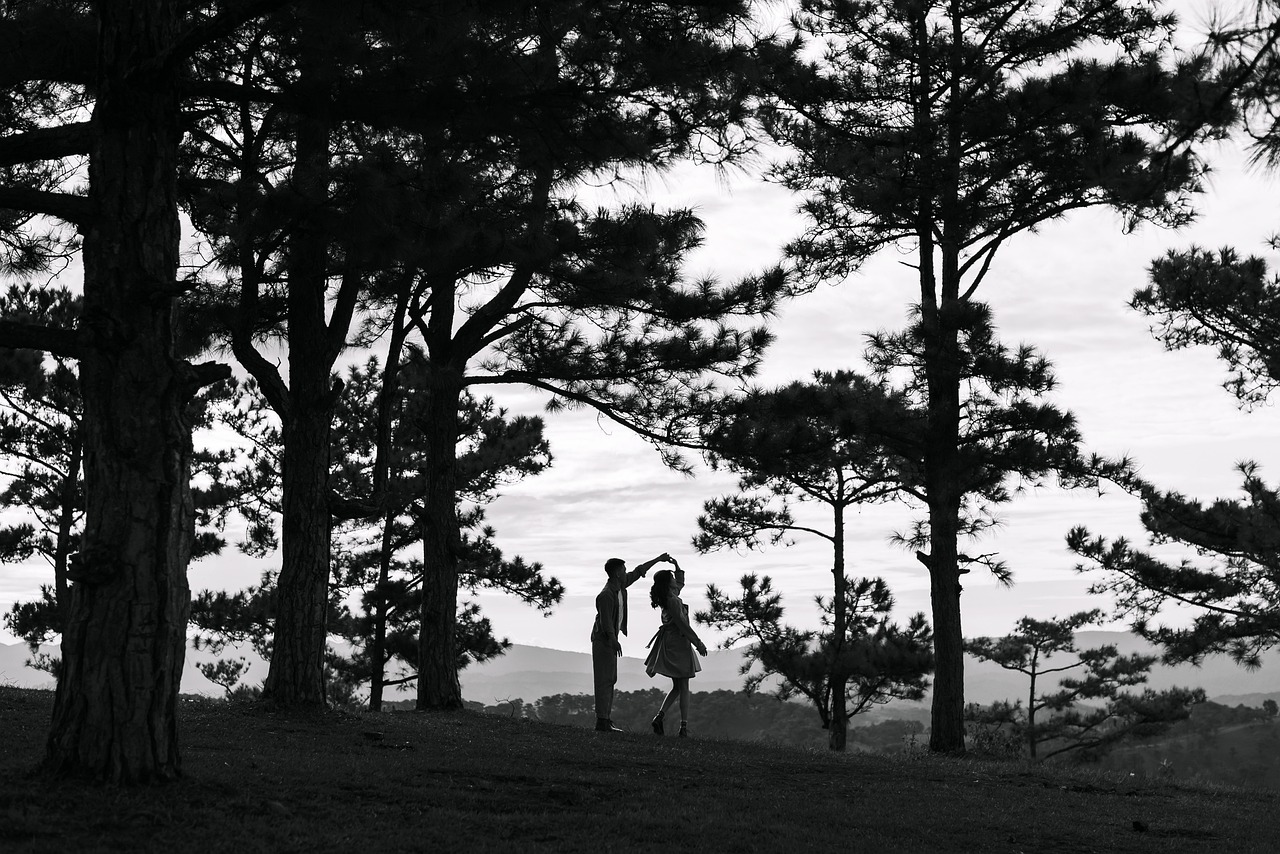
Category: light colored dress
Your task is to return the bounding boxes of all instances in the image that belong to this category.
[644,596,702,679]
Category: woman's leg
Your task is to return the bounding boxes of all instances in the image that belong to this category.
[660,680,681,716]
[678,677,690,721]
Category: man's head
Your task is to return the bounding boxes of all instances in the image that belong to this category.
[605,558,626,582]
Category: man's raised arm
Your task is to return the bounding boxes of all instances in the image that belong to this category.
[625,552,670,587]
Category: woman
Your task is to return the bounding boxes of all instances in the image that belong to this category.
[643,558,708,738]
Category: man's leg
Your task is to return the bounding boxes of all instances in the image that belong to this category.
[592,639,619,729]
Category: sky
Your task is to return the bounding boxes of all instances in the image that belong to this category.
[4,1,1280,666]
[455,132,1280,656]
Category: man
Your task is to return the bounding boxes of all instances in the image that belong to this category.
[591,552,671,732]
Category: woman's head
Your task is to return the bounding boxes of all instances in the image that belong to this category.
[650,570,675,608]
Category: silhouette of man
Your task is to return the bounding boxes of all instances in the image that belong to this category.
[591,552,671,732]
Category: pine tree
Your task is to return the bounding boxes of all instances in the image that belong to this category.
[177,0,789,709]
[0,285,82,675]
[328,358,562,710]
[186,359,562,709]
[0,0,256,781]
[1068,464,1280,668]
[760,0,1227,752]
[700,574,933,748]
[344,2,787,711]
[693,371,930,750]
[1063,1,1280,695]
[966,611,1204,759]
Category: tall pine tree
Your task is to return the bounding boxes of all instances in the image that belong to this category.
[760,0,1228,752]
[0,0,276,781]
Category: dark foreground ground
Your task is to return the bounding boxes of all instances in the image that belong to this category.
[1,686,1276,853]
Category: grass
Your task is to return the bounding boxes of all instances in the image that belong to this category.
[1,686,1276,853]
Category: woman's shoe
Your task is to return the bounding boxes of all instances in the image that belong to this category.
[651,712,664,736]
[677,723,688,738]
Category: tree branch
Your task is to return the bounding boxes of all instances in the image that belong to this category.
[0,123,94,168]
[0,320,83,359]
[0,187,92,228]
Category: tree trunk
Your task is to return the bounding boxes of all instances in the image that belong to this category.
[261,13,335,708]
[828,488,848,752]
[369,513,394,712]
[914,2,967,751]
[1027,669,1038,759]
[417,383,463,710]
[44,0,192,782]
[923,307,967,754]
[262,398,332,706]
[828,679,848,751]
[926,526,965,753]
[921,294,966,754]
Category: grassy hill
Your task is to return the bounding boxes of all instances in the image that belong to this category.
[1091,703,1280,790]
[2,686,1277,853]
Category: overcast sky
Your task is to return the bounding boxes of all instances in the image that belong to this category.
[4,1,1279,664]
[451,127,1280,655]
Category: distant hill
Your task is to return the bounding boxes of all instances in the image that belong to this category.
[456,643,757,705]
[457,631,1280,710]
[5,630,1279,708]
[0,641,262,698]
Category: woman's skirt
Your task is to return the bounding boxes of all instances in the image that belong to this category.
[644,626,702,679]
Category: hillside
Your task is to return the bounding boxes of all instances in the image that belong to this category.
[1,686,1278,853]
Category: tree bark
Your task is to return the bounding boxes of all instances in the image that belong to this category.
[262,396,332,705]
[828,490,848,752]
[914,1,968,755]
[1027,666,1038,759]
[417,381,463,710]
[925,523,965,753]
[44,0,193,783]
[922,302,965,754]
[260,10,335,707]
[369,512,394,712]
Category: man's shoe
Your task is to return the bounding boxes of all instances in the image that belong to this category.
[595,718,623,732]
[651,713,664,736]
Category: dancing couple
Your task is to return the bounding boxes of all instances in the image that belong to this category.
[590,553,708,736]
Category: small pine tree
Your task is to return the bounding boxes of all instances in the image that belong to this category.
[966,612,1204,759]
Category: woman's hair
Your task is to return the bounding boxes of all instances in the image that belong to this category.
[649,570,675,609]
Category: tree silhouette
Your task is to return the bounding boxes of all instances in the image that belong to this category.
[177,0,790,710]
[966,611,1204,759]
[700,573,933,750]
[759,0,1227,752]
[327,357,561,709]
[1068,464,1280,668]
[0,284,82,673]
[693,371,929,749]
[0,0,266,781]
[1066,3,1280,677]
[186,359,561,708]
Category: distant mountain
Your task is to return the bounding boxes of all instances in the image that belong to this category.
[0,643,55,692]
[6,630,1279,709]
[0,641,262,698]
[457,643,758,705]
[459,631,1280,710]
[1211,692,1280,708]
[963,631,1280,706]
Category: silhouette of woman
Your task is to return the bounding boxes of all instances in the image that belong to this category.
[643,558,708,737]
